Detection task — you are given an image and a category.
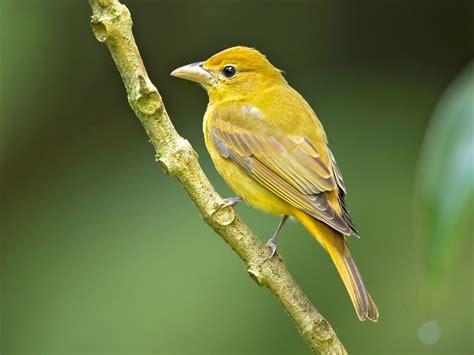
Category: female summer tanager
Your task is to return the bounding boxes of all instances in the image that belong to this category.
[171,46,378,321]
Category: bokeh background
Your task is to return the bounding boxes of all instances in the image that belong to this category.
[1,1,473,354]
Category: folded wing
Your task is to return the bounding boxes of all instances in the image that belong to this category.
[210,107,357,236]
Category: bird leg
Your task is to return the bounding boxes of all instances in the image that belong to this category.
[221,196,242,208]
[266,215,289,257]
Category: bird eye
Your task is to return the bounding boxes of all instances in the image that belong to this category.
[222,65,237,78]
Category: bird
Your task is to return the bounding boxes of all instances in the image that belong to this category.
[171,46,378,321]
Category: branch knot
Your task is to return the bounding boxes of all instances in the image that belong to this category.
[306,319,332,342]
[209,201,236,226]
[156,138,196,176]
[91,16,109,42]
[137,75,162,116]
[247,261,266,285]
[98,0,111,7]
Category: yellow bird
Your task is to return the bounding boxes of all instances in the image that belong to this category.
[171,46,378,321]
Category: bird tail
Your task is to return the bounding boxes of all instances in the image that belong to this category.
[294,211,379,322]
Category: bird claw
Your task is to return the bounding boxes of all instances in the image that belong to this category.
[266,239,277,257]
[221,196,242,208]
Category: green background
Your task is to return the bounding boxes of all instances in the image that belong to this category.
[1,1,472,354]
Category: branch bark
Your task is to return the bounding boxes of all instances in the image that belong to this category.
[88,1,347,354]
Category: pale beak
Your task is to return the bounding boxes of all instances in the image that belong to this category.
[170,61,212,84]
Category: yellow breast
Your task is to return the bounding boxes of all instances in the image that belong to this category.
[203,106,294,216]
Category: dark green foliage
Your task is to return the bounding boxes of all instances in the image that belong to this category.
[416,63,474,283]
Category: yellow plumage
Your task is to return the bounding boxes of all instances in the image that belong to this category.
[171,46,378,321]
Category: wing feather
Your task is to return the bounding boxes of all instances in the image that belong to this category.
[210,107,357,235]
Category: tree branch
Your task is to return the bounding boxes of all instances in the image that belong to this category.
[88,1,347,353]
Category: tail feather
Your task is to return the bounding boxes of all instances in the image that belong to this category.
[295,211,379,322]
[329,242,379,321]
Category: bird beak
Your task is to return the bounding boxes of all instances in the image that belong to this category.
[170,61,212,84]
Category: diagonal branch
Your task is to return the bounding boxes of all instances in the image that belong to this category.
[87,1,347,354]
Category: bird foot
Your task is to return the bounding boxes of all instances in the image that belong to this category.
[221,196,242,208]
[265,239,278,257]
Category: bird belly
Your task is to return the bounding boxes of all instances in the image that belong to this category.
[205,136,292,216]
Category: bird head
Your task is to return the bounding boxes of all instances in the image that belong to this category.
[171,46,285,102]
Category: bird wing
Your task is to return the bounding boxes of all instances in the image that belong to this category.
[210,106,357,236]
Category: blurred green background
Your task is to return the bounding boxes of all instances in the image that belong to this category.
[1,1,473,354]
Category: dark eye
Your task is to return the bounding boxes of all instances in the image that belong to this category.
[222,65,236,78]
